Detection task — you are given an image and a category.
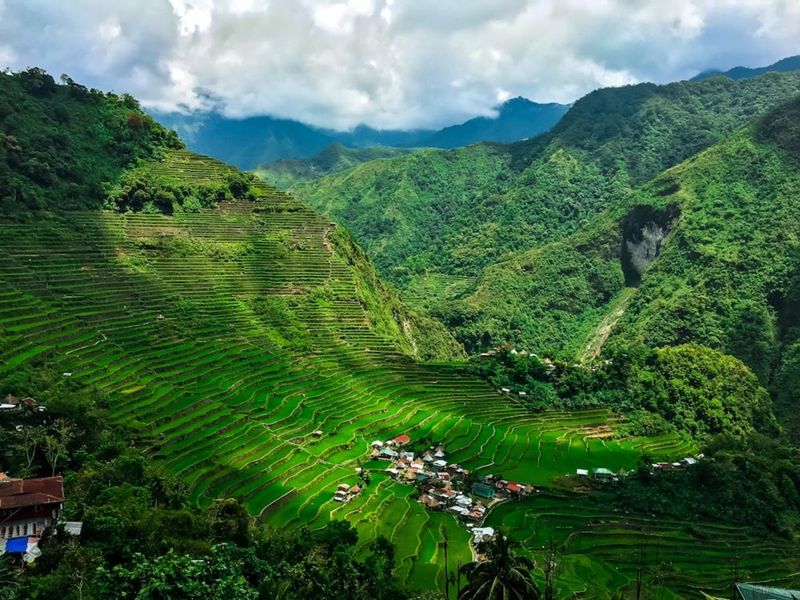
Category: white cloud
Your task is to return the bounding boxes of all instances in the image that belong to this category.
[1,0,799,129]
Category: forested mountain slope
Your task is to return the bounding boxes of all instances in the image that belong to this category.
[293,72,800,311]
[255,143,413,189]
[0,69,182,212]
[447,96,800,410]
[0,72,703,596]
[692,54,800,81]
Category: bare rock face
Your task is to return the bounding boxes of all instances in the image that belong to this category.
[625,222,668,276]
[620,204,678,286]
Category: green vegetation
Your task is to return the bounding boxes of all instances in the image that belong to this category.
[3,71,800,598]
[0,373,415,599]
[256,143,413,189]
[293,71,800,319]
[485,492,800,599]
[0,69,181,212]
[106,150,259,214]
[459,534,540,600]
[437,95,800,375]
[470,344,775,440]
[0,192,689,595]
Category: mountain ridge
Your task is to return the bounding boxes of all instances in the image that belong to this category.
[152,97,568,169]
[692,54,800,82]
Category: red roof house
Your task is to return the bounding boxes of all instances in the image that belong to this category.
[392,434,411,446]
[0,476,64,540]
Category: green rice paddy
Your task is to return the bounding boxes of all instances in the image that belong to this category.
[0,151,792,597]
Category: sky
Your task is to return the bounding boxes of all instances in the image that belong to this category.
[0,0,799,130]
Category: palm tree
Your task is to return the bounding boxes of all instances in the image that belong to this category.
[459,533,541,600]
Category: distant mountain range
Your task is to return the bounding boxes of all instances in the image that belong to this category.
[150,97,569,169]
[691,54,800,81]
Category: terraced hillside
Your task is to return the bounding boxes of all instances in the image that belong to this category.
[0,151,695,594]
[486,494,800,599]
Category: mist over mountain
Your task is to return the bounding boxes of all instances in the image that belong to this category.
[692,54,800,82]
[152,97,568,169]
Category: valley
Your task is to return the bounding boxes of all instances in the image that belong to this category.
[0,150,701,595]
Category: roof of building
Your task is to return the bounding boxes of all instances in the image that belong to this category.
[592,468,615,476]
[0,476,64,510]
[736,583,800,600]
[392,434,411,445]
[471,482,496,497]
[505,482,523,493]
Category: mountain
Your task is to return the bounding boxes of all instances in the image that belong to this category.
[255,143,413,189]
[293,71,800,321]
[0,69,723,598]
[153,97,568,170]
[419,97,569,148]
[0,69,182,212]
[447,95,800,442]
[151,111,340,170]
[692,54,800,81]
[3,68,800,599]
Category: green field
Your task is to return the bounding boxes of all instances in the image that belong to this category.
[486,494,800,598]
[0,150,776,597]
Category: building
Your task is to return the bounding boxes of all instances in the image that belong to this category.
[471,482,496,499]
[736,583,800,600]
[378,448,398,460]
[472,527,495,544]
[392,434,411,446]
[505,482,524,496]
[591,468,617,481]
[0,476,64,540]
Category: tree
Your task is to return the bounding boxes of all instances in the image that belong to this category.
[41,419,76,476]
[459,534,540,600]
[19,424,46,476]
[0,555,19,600]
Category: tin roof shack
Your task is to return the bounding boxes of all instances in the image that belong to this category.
[0,476,64,540]
[591,468,618,482]
[471,482,496,499]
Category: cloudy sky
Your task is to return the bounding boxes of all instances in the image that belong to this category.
[1,0,799,130]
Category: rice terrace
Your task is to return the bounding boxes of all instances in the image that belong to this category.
[2,149,797,597]
[3,5,800,599]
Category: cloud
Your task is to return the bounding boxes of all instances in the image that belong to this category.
[1,0,799,130]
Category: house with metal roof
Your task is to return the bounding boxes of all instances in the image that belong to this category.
[736,583,800,600]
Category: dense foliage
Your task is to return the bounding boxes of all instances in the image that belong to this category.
[470,344,775,439]
[440,94,800,385]
[0,69,182,213]
[603,434,800,536]
[256,143,413,189]
[0,353,433,600]
[294,71,800,312]
[106,164,257,214]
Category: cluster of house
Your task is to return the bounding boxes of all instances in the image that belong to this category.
[0,394,46,413]
[371,435,532,533]
[0,473,78,562]
[333,482,362,503]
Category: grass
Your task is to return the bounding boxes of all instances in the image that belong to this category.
[0,150,779,598]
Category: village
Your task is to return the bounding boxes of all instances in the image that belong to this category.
[332,433,536,548]
[331,430,705,550]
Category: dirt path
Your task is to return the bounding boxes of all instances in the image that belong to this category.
[579,287,637,362]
